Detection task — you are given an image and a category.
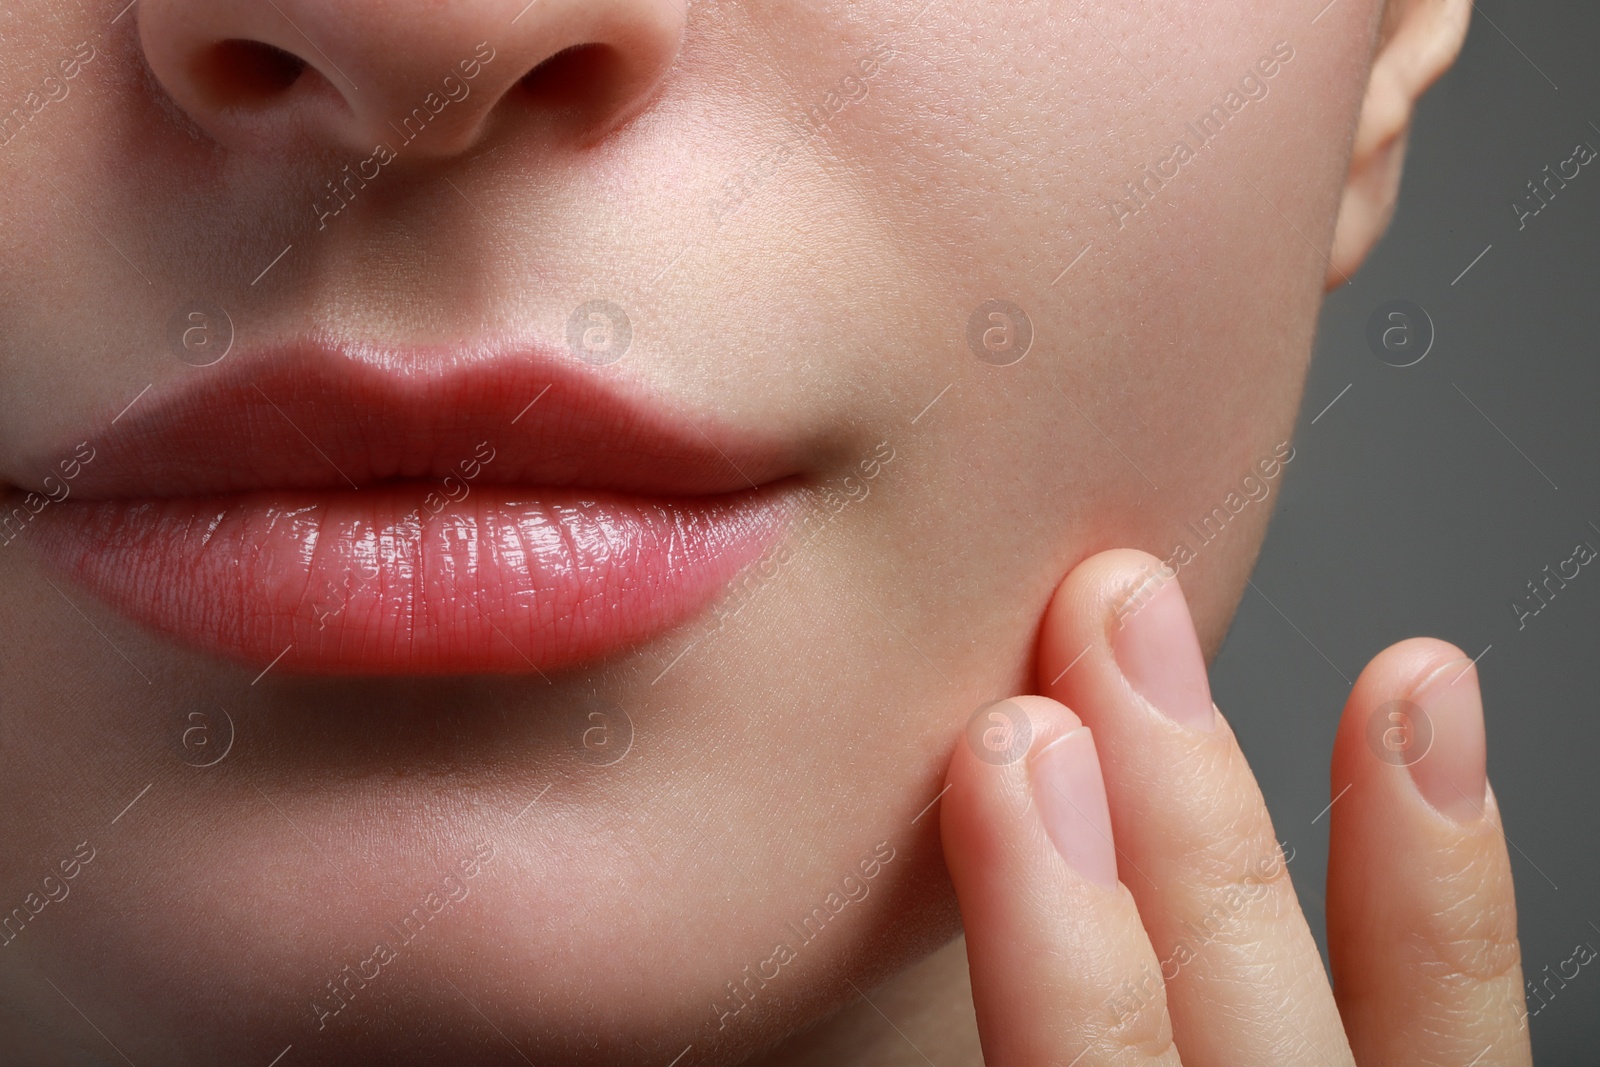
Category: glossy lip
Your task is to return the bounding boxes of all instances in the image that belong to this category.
[19,339,801,676]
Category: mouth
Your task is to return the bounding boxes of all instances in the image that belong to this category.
[14,339,800,676]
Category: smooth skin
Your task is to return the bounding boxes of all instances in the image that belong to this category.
[0,0,1482,1058]
[942,549,1529,1066]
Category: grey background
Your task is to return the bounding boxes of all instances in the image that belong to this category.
[1212,0,1600,1061]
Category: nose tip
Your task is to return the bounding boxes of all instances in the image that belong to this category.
[137,0,686,158]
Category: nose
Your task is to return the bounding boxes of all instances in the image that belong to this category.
[137,0,686,157]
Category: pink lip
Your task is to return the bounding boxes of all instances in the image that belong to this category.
[18,341,799,675]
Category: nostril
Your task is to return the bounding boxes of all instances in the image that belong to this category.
[517,44,625,111]
[192,40,308,108]
[138,0,685,155]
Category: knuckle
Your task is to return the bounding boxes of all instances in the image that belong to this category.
[1408,853,1522,986]
[1158,745,1295,900]
[1091,961,1180,1065]
[1160,796,1299,927]
[1422,930,1522,989]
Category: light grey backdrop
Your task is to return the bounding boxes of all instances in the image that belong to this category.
[1213,0,1600,1061]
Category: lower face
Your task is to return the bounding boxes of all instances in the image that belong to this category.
[0,0,1375,1061]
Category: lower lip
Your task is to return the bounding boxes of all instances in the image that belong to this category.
[31,486,792,675]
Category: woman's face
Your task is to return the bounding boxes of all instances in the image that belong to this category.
[0,0,1380,1061]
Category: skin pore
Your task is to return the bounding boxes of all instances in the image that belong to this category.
[0,0,1468,1063]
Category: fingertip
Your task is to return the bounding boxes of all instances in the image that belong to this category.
[1038,548,1171,694]
[1010,694,1084,744]
[1348,636,1472,708]
[944,695,1084,805]
[941,695,1095,884]
[1334,636,1479,798]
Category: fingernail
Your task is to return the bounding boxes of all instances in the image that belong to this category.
[1111,570,1215,732]
[1031,727,1118,890]
[1408,661,1487,823]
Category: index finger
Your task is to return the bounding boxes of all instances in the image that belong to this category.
[941,694,1182,1067]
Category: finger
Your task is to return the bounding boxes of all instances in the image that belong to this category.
[1328,638,1533,1066]
[1039,549,1354,1067]
[941,695,1182,1067]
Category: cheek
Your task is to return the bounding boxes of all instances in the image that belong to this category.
[807,6,1372,430]
[822,0,1377,657]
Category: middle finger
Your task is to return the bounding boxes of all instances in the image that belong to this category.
[1040,549,1353,1067]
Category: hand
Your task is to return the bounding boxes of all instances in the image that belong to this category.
[941,549,1530,1066]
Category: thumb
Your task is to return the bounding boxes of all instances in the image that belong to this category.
[940,694,1180,1067]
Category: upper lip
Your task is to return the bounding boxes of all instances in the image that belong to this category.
[25,337,795,500]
